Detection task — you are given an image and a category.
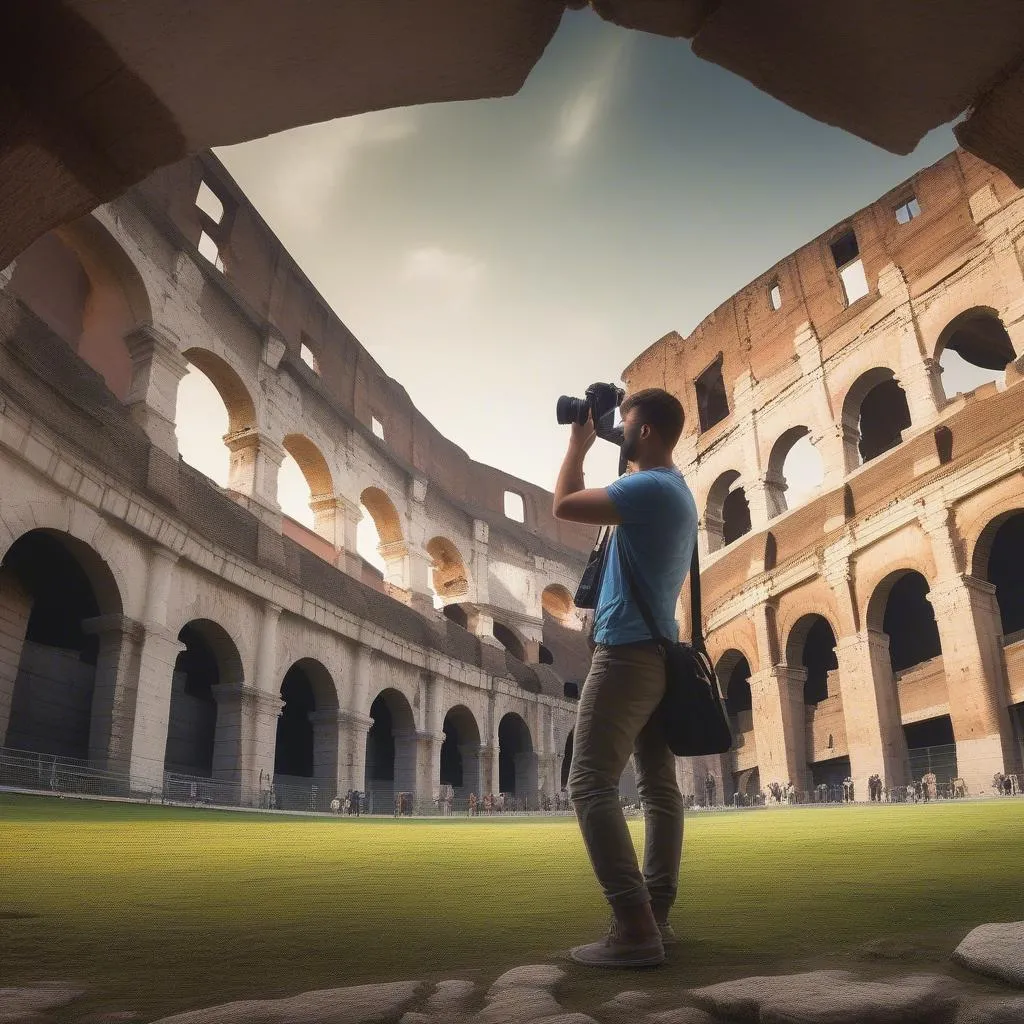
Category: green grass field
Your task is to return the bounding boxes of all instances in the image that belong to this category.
[1,793,1022,1022]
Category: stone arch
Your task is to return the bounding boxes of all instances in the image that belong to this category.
[867,569,941,673]
[934,307,1015,400]
[281,434,335,500]
[180,347,257,436]
[765,425,824,517]
[706,470,750,552]
[1,528,124,762]
[972,509,1024,637]
[715,649,753,715]
[440,702,483,798]
[359,487,404,546]
[498,710,536,804]
[8,214,153,400]
[442,603,470,629]
[274,657,341,790]
[542,584,575,625]
[707,619,760,677]
[365,686,417,808]
[164,618,245,778]
[840,366,911,469]
[970,503,1024,581]
[785,613,839,705]
[492,620,527,661]
[426,536,470,601]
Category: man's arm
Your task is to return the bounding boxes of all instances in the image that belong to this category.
[551,413,622,526]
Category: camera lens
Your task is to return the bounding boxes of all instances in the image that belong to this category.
[556,396,584,425]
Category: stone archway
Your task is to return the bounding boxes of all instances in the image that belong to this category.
[440,703,483,799]
[840,367,912,469]
[936,307,1016,400]
[498,711,537,808]
[365,687,416,810]
[765,426,824,518]
[706,470,750,552]
[0,529,123,765]
[426,537,470,604]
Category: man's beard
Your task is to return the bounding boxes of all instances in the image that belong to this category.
[621,428,639,465]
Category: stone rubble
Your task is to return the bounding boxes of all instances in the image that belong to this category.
[3,925,1024,1024]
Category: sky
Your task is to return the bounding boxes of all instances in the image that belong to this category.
[175,7,1000,572]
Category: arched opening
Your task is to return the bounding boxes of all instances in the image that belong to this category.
[175,349,257,487]
[904,716,958,787]
[277,434,336,540]
[365,687,416,810]
[786,615,839,705]
[539,644,554,665]
[937,308,1015,400]
[6,216,151,401]
[841,367,912,469]
[274,659,339,782]
[717,652,753,726]
[440,704,482,799]
[878,571,941,674]
[706,471,751,552]
[765,427,825,518]
[1,530,122,762]
[976,511,1024,639]
[426,537,469,609]
[358,487,404,586]
[498,712,536,803]
[164,619,243,778]
[492,621,526,662]
[542,584,575,626]
[443,604,469,629]
[561,730,574,790]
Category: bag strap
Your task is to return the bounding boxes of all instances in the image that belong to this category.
[616,528,704,651]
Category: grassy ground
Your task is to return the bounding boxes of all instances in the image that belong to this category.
[1,793,1022,1022]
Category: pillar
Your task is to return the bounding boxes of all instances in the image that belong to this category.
[834,630,910,799]
[748,667,809,792]
[310,708,345,790]
[124,325,190,458]
[412,729,445,811]
[211,682,283,805]
[478,742,498,796]
[0,567,31,748]
[898,356,945,425]
[224,427,284,514]
[469,519,491,607]
[926,574,1021,792]
[337,709,373,794]
[310,495,362,575]
[378,541,436,616]
[391,727,422,806]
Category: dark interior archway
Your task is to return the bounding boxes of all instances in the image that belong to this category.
[722,487,752,546]
[164,621,226,776]
[882,572,941,672]
[986,513,1024,637]
[498,712,532,794]
[275,663,317,778]
[797,616,839,705]
[859,379,912,463]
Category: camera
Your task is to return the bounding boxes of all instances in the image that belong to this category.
[556,382,625,446]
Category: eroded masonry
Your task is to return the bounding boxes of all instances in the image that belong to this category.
[0,153,600,810]
[638,148,1024,802]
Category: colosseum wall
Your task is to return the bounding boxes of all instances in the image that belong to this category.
[0,153,601,810]
[626,147,1024,802]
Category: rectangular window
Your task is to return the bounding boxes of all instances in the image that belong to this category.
[195,181,225,224]
[830,230,868,306]
[695,357,729,433]
[504,491,525,522]
[371,416,385,440]
[300,342,319,374]
[769,282,782,311]
[197,231,224,272]
[895,196,921,225]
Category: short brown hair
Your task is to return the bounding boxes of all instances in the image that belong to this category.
[620,388,685,448]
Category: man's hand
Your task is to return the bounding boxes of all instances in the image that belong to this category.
[569,411,598,457]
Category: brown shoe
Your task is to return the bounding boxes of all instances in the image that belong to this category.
[569,918,665,968]
[658,922,679,945]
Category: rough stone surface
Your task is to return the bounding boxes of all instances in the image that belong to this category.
[955,995,1024,1024]
[689,970,958,1024]
[423,980,478,1016]
[952,922,1024,989]
[600,990,658,1011]
[648,1009,719,1024]
[476,987,564,1024]
[0,982,85,1019]
[148,980,425,1024]
[487,967,565,996]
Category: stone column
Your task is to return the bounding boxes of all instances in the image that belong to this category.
[748,666,808,792]
[391,727,421,806]
[310,495,362,575]
[478,743,498,796]
[898,356,945,425]
[926,575,1021,792]
[0,567,31,748]
[224,427,284,515]
[211,682,283,805]
[310,708,345,790]
[124,325,191,458]
[337,709,373,794]
[469,519,491,607]
[834,630,910,799]
[410,729,445,811]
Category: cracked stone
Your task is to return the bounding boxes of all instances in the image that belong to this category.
[952,922,1024,989]
[689,970,958,1023]
[148,980,425,1024]
[0,982,86,1020]
[488,967,565,996]
[424,980,478,1016]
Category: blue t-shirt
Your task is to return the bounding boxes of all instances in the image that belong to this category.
[592,467,698,646]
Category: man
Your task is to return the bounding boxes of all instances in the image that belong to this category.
[553,387,697,969]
